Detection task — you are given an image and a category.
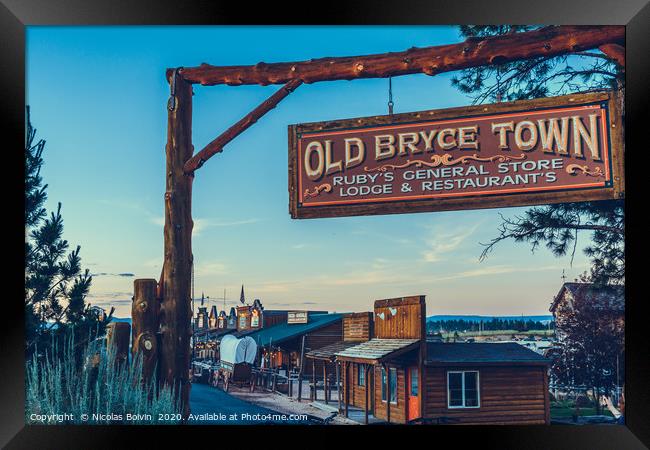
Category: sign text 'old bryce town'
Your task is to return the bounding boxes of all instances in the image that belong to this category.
[288,91,623,219]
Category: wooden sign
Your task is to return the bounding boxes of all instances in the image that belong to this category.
[287,311,308,324]
[288,91,623,219]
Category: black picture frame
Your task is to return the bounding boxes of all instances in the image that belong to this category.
[2,1,648,448]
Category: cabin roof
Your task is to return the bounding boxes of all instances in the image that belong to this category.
[334,338,420,363]
[425,342,550,365]
[550,282,624,313]
[305,341,360,361]
[241,313,343,347]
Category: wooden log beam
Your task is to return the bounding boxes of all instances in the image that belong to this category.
[132,278,160,384]
[183,79,302,174]
[172,26,623,87]
[599,43,625,67]
[161,69,194,419]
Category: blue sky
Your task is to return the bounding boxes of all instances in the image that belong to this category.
[26,26,593,318]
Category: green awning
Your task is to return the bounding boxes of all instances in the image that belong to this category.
[245,313,343,348]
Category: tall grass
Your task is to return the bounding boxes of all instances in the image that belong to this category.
[26,331,181,424]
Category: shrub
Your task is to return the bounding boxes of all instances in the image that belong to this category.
[26,331,180,424]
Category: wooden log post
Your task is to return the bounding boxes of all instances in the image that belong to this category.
[131,278,160,384]
[106,322,131,368]
[161,68,194,418]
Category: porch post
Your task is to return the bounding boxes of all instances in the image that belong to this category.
[323,363,328,404]
[344,361,349,418]
[364,365,370,424]
[385,364,391,424]
[336,361,341,412]
[312,359,316,401]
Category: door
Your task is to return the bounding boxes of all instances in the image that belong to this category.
[407,366,421,421]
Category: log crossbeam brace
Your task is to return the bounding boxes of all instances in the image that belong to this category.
[183,79,302,174]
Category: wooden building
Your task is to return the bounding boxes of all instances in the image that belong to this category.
[335,296,551,425]
[243,312,343,376]
[550,282,624,342]
[305,312,374,404]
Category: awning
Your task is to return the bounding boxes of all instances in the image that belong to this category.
[334,338,420,363]
[305,341,360,361]
[245,313,343,348]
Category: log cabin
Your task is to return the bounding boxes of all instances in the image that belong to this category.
[335,296,551,425]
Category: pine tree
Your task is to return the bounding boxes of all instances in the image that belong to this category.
[451,26,622,105]
[24,107,109,355]
[451,26,625,287]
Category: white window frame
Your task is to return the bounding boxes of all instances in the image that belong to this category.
[446,370,480,409]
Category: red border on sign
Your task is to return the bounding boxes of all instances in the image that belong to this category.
[297,105,611,207]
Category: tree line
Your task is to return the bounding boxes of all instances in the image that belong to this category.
[427,318,554,334]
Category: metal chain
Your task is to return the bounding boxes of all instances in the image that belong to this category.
[388,77,394,115]
[495,66,503,103]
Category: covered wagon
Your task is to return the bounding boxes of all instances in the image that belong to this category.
[219,335,258,391]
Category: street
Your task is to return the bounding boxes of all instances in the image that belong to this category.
[188,383,310,425]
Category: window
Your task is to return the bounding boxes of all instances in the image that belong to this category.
[239,315,247,329]
[357,364,365,386]
[381,367,397,404]
[251,310,260,327]
[447,371,480,408]
[410,367,418,396]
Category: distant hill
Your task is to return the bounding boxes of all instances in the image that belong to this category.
[427,315,553,324]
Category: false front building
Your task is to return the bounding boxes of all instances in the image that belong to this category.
[334,296,550,425]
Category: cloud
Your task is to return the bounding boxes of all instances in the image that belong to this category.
[150,216,165,227]
[195,261,229,276]
[422,224,479,263]
[194,218,261,236]
[370,258,390,270]
[91,272,135,277]
[430,264,562,282]
[100,199,261,237]
[350,229,413,245]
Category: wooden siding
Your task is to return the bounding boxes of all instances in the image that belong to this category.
[300,320,343,375]
[423,365,549,425]
[263,312,288,328]
[372,365,407,424]
[342,363,370,409]
[374,296,425,340]
[343,312,373,342]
